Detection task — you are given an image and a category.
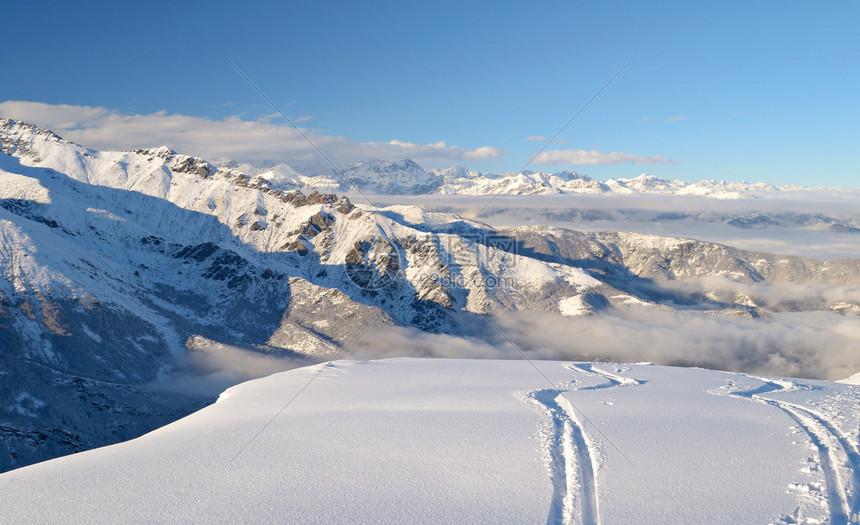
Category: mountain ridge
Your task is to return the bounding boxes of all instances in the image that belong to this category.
[0,118,826,198]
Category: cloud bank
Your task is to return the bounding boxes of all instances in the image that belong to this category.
[369,191,860,259]
[156,302,860,399]
[0,100,502,167]
[345,308,860,382]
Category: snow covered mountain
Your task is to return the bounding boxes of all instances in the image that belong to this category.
[246,159,442,195]
[434,169,610,196]
[2,117,860,473]
[432,170,806,198]
[338,159,442,194]
[2,358,859,525]
[222,154,808,198]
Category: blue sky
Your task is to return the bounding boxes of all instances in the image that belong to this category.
[2,1,858,185]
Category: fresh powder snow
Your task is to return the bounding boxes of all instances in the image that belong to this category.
[2,358,859,524]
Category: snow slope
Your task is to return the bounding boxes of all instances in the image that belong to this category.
[842,372,860,385]
[2,358,859,524]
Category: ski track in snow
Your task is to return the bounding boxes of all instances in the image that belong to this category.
[719,376,860,525]
[568,363,647,390]
[529,363,646,525]
[531,388,598,525]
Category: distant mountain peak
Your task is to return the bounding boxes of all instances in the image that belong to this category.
[0,118,71,159]
[134,145,176,160]
[337,158,440,194]
[0,117,63,139]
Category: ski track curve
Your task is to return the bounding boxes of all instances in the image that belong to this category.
[568,363,647,390]
[529,363,646,525]
[722,376,860,525]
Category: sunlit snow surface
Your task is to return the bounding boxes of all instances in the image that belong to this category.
[2,358,860,524]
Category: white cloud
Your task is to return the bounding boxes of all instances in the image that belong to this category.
[386,139,502,160]
[0,101,111,129]
[533,148,675,166]
[464,145,504,160]
[0,100,503,167]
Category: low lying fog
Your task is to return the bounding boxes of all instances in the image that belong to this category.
[176,303,860,398]
[362,191,860,259]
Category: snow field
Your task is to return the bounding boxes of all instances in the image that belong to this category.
[3,359,859,524]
